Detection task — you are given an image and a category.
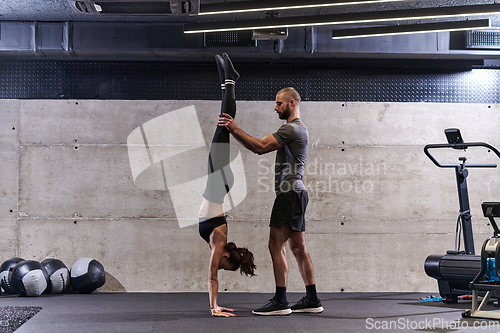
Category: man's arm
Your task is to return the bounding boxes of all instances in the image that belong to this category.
[218,113,282,155]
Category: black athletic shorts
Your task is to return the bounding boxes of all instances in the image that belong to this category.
[270,190,308,232]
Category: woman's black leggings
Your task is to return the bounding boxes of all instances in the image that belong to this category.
[202,82,236,204]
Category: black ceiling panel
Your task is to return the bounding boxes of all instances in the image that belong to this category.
[0,60,498,103]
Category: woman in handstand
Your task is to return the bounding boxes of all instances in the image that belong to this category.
[198,53,256,317]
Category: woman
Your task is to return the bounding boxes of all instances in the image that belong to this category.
[198,53,256,317]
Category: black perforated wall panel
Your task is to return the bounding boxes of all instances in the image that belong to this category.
[0,60,498,103]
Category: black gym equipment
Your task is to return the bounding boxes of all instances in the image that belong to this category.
[462,202,500,319]
[424,129,500,304]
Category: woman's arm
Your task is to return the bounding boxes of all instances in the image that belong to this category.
[208,237,223,311]
[208,226,236,317]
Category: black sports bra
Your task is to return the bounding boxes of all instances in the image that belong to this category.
[199,216,227,243]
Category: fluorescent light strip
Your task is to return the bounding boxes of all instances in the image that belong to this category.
[332,19,491,39]
[185,3,500,34]
[199,0,408,16]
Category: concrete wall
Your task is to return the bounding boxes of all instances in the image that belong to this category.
[1,99,499,293]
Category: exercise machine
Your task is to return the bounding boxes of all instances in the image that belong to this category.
[423,129,500,303]
[462,202,500,319]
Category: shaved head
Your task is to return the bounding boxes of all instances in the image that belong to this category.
[277,87,301,104]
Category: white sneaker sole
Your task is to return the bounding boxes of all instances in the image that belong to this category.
[252,308,292,316]
[291,306,324,313]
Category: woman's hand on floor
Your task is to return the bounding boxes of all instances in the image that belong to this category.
[211,306,236,317]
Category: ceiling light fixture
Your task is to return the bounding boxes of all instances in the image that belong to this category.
[332,19,491,39]
[198,0,409,16]
[185,3,500,34]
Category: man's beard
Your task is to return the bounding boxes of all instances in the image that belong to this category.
[279,103,291,120]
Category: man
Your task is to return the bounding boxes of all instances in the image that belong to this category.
[218,87,324,315]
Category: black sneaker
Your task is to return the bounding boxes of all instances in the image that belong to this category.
[252,297,292,316]
[290,296,324,313]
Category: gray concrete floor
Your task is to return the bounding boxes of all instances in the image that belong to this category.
[2,292,500,332]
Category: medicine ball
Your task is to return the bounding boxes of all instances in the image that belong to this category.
[41,258,69,294]
[70,258,105,294]
[0,257,24,293]
[10,260,50,296]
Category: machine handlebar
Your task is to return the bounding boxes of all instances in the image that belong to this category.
[424,142,500,168]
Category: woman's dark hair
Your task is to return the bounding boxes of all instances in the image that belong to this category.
[225,242,256,277]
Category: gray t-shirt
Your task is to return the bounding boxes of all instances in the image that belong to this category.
[272,118,308,194]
